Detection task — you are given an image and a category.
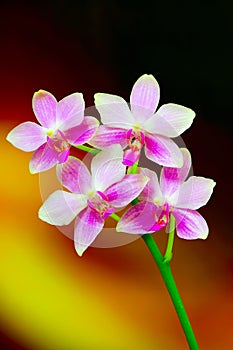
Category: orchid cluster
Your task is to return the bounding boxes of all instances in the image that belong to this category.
[7,74,215,257]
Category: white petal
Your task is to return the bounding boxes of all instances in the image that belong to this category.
[172,208,209,240]
[160,148,192,200]
[57,156,92,195]
[6,122,46,151]
[94,93,135,128]
[57,93,84,130]
[38,190,87,226]
[139,168,163,204]
[32,90,57,128]
[144,133,183,168]
[174,176,216,209]
[74,207,104,256]
[144,103,195,137]
[130,74,160,123]
[91,145,125,192]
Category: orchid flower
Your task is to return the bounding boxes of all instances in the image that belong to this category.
[38,145,149,256]
[6,90,99,173]
[90,74,195,167]
[116,148,216,239]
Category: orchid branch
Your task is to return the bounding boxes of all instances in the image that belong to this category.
[124,160,199,349]
[142,234,199,349]
[110,209,199,349]
[73,144,101,155]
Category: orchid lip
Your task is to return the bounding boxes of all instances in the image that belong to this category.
[47,129,70,153]
[126,128,145,151]
[87,191,113,219]
[154,202,170,229]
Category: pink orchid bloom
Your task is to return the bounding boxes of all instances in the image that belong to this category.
[6,90,99,173]
[90,74,195,167]
[116,148,216,240]
[38,145,149,256]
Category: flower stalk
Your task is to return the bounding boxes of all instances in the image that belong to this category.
[73,144,101,155]
[142,234,199,350]
[116,160,199,349]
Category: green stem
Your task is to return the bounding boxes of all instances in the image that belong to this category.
[110,212,120,222]
[128,161,138,174]
[164,214,176,262]
[142,234,199,350]
[72,144,101,155]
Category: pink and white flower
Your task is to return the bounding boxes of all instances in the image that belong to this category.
[116,148,216,240]
[6,90,99,173]
[38,145,149,256]
[91,74,195,167]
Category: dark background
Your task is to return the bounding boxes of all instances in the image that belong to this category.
[1,0,232,132]
[1,1,232,349]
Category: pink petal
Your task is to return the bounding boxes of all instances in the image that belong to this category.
[144,103,195,137]
[57,149,70,163]
[172,208,209,240]
[130,74,160,123]
[57,156,92,194]
[6,122,46,151]
[64,116,99,145]
[144,133,183,167]
[32,90,57,128]
[57,93,85,131]
[89,125,127,149]
[29,142,59,174]
[139,168,163,203]
[116,201,158,234]
[160,148,192,199]
[174,176,216,210]
[38,190,87,225]
[74,207,104,256]
[91,145,125,192]
[122,148,140,166]
[94,93,135,128]
[105,174,149,207]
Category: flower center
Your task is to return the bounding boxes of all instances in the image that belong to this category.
[47,129,70,153]
[156,203,170,228]
[126,128,145,152]
[87,191,114,219]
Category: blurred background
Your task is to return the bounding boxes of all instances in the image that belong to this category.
[0,1,232,349]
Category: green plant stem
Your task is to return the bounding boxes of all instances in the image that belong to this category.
[72,144,100,155]
[142,234,199,350]
[128,161,138,174]
[164,214,176,262]
[110,212,120,222]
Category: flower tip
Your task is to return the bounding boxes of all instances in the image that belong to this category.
[115,222,122,233]
[201,232,209,240]
[175,156,184,169]
[35,89,48,96]
[6,131,12,144]
[94,93,106,104]
[29,164,37,174]
[77,250,84,257]
[74,242,87,257]
[136,73,159,86]
[38,206,49,223]
[212,180,217,188]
